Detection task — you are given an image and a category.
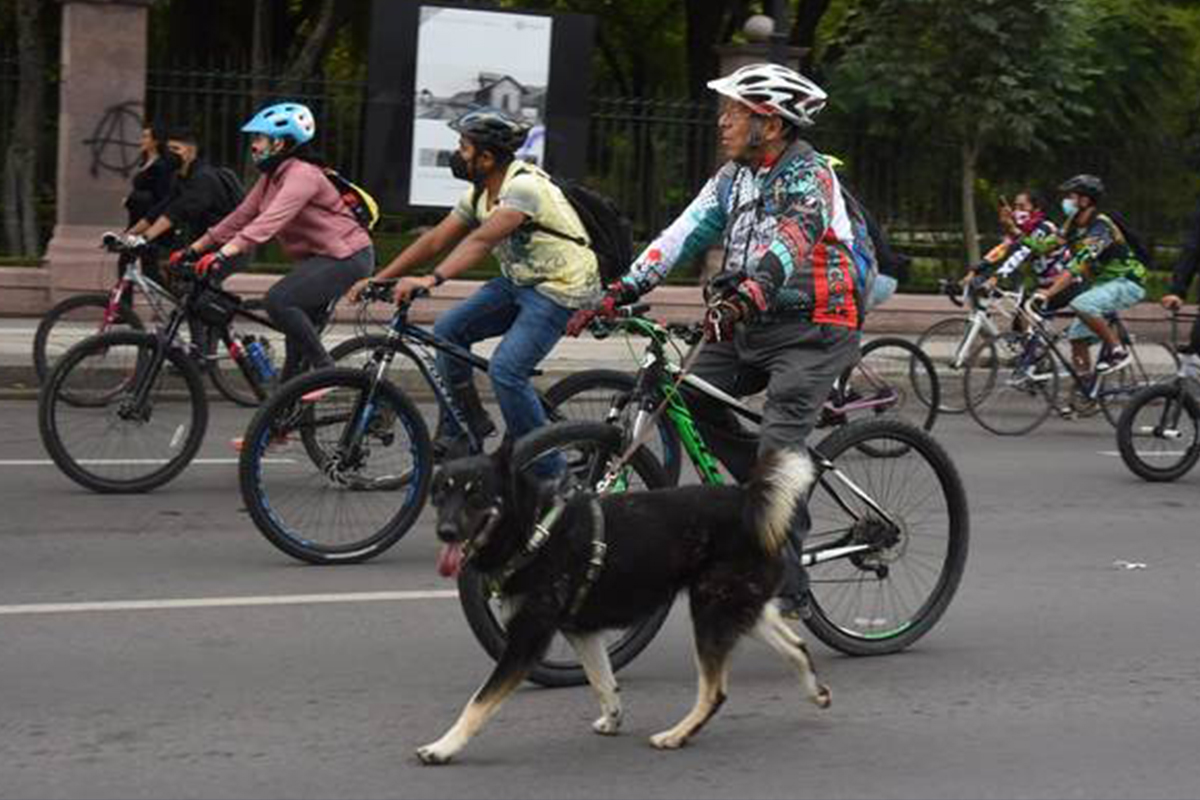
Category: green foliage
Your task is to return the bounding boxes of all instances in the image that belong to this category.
[828,0,1095,152]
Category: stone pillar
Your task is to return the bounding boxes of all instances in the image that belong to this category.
[714,15,809,80]
[44,0,154,302]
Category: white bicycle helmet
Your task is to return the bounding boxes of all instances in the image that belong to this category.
[707,63,827,128]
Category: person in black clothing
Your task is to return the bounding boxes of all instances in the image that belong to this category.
[123,122,175,229]
[1161,198,1200,356]
[125,128,242,264]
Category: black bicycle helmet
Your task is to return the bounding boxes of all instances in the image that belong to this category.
[1058,174,1105,199]
[448,108,531,156]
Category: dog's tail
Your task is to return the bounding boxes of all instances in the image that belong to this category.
[746,449,816,556]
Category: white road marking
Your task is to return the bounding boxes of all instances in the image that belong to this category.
[0,590,458,616]
[0,458,295,466]
[1097,450,1188,458]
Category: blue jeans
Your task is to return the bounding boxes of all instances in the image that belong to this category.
[433,277,573,445]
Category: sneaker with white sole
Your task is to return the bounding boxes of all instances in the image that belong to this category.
[1095,348,1131,373]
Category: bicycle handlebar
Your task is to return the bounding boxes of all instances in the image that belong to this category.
[357,278,429,306]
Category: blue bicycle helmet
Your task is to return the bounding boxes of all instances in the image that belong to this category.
[241,102,316,145]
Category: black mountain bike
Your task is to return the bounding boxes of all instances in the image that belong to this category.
[37,258,297,493]
[457,304,970,687]
[235,281,679,566]
[34,235,277,407]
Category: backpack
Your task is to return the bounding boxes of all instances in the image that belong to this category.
[838,184,881,309]
[213,166,245,215]
[475,167,634,284]
[1104,210,1155,271]
[324,168,381,231]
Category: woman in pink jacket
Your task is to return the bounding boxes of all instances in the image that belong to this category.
[182,102,374,383]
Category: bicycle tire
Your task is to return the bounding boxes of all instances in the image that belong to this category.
[238,367,433,565]
[1099,341,1180,428]
[38,330,208,493]
[456,420,673,688]
[803,418,969,656]
[964,337,1057,436]
[1115,381,1200,482]
[33,293,144,384]
[840,337,939,456]
[914,317,992,414]
[542,369,684,486]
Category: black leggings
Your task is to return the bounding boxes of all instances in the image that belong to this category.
[264,247,374,381]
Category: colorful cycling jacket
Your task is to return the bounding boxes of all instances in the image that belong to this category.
[621,140,861,328]
[978,217,1066,287]
[1054,212,1147,286]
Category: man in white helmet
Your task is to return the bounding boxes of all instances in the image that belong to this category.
[566,62,865,618]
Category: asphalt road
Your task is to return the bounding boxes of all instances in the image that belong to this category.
[2,399,1199,799]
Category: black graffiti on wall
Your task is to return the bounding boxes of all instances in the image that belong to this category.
[83,101,145,178]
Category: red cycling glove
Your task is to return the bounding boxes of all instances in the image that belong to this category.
[565,281,639,338]
[168,248,192,269]
[193,251,226,277]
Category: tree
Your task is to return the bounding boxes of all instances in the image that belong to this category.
[2,0,43,256]
[828,0,1095,263]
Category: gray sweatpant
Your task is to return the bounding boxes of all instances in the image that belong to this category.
[684,319,860,482]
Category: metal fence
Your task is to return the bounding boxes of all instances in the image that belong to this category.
[3,56,1198,265]
[145,65,368,183]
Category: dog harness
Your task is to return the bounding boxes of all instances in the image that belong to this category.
[492,486,608,615]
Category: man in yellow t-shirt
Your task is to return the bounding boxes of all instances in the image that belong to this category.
[350,108,600,460]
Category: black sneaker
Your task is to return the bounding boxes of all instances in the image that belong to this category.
[432,432,473,462]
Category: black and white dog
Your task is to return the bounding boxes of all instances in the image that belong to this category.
[417,440,830,765]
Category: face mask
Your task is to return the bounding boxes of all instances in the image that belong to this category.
[450,151,489,185]
[163,151,183,172]
[448,151,472,182]
[1061,198,1078,217]
[1012,209,1031,226]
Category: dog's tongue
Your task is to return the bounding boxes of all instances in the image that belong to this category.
[436,542,464,578]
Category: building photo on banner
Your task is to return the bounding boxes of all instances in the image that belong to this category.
[409,6,551,207]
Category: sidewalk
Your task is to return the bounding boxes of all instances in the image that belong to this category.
[1,283,1186,396]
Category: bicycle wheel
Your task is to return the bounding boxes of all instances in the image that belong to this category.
[839,337,939,456]
[33,293,144,384]
[456,420,673,688]
[1115,381,1200,482]
[542,369,684,485]
[803,419,969,656]
[38,331,208,493]
[1099,341,1180,427]
[964,336,1057,436]
[914,317,991,414]
[239,367,433,565]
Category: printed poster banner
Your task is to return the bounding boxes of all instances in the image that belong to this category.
[409,7,552,207]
